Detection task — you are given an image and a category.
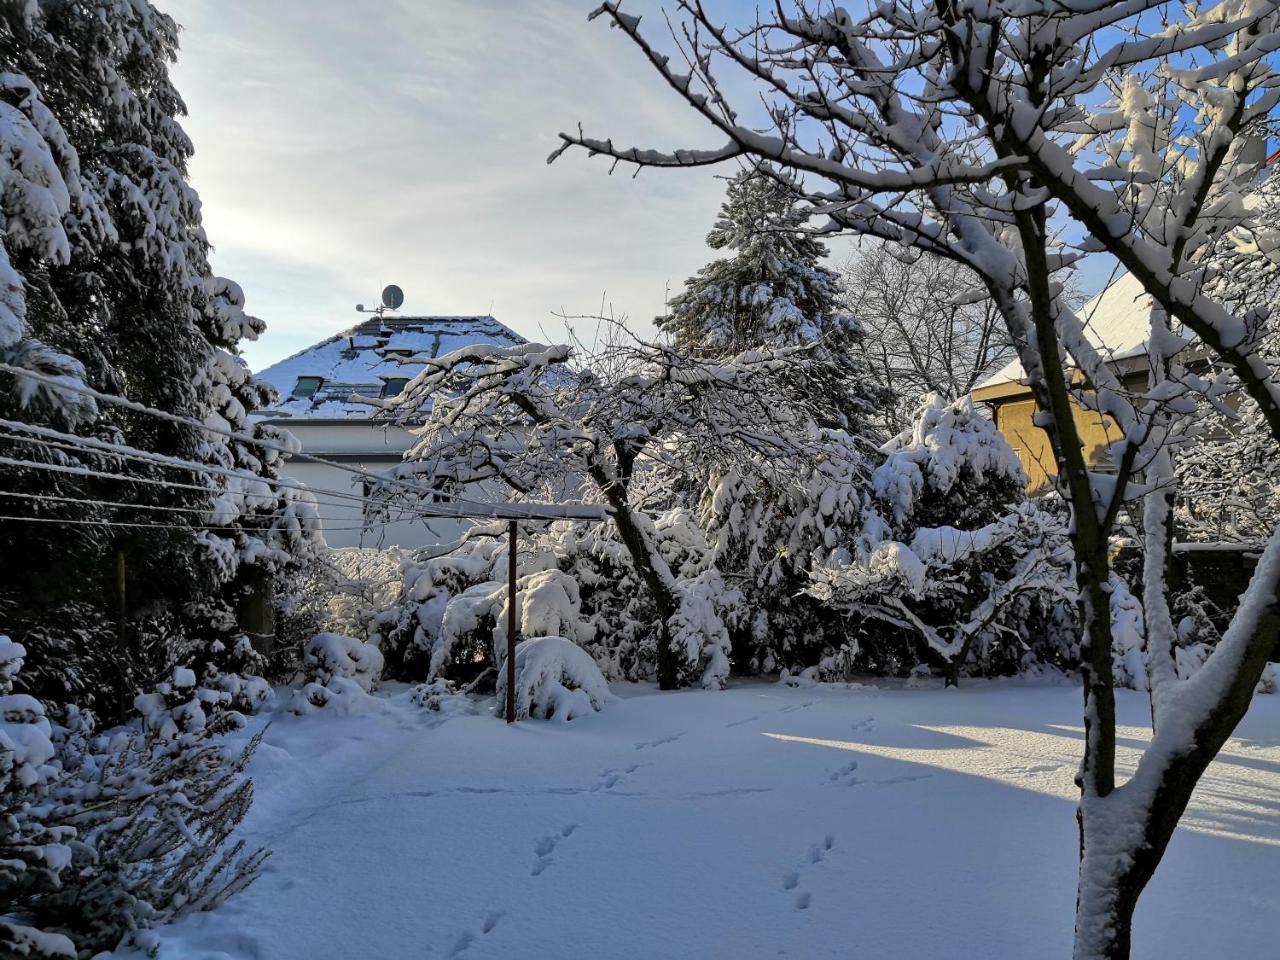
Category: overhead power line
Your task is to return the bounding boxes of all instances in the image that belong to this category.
[0,362,456,507]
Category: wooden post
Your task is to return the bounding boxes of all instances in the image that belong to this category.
[505,519,518,723]
[115,549,127,654]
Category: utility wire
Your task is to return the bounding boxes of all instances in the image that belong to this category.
[0,513,377,533]
[0,423,374,508]
[0,362,454,506]
[0,488,427,526]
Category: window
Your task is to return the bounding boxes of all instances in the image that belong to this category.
[291,376,323,399]
[381,377,409,398]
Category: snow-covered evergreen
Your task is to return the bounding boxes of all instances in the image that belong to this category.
[810,396,1074,682]
[0,1,323,718]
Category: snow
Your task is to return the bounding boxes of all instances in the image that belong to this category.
[109,680,1280,960]
[977,272,1160,389]
[494,636,616,721]
[254,315,524,419]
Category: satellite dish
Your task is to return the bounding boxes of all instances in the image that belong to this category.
[381,284,405,310]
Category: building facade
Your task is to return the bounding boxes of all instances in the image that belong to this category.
[972,272,1155,492]
[253,314,526,548]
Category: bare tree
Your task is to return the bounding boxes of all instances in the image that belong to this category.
[549,2,1280,957]
[842,246,1014,429]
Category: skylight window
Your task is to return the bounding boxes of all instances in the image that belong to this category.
[381,378,409,398]
[291,376,323,399]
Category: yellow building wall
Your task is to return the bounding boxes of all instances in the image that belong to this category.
[993,395,1123,493]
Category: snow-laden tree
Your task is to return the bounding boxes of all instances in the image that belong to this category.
[661,167,887,430]
[652,167,892,676]
[842,247,1016,431]
[0,1,323,716]
[810,395,1075,684]
[0,636,266,956]
[372,332,851,690]
[661,169,848,345]
[550,2,1280,955]
[1175,171,1280,544]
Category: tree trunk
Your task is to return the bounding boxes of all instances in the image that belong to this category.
[1073,602,1280,959]
[587,464,682,689]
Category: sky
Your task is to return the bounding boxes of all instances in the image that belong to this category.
[166,0,1111,375]
[166,0,751,373]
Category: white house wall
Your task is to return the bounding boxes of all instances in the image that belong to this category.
[271,422,471,550]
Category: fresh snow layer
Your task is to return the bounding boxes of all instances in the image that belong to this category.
[113,680,1280,960]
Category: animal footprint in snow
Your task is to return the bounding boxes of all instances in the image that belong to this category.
[449,910,505,956]
[778,700,817,714]
[828,760,859,786]
[808,834,835,863]
[590,764,638,792]
[531,824,579,876]
[782,834,835,912]
[850,715,877,733]
[635,733,684,750]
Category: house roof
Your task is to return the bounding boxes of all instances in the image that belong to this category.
[975,271,1155,395]
[254,314,525,419]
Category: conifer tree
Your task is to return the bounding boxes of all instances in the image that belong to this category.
[0,1,322,717]
[661,168,893,675]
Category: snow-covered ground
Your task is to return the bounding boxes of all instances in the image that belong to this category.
[125,680,1280,959]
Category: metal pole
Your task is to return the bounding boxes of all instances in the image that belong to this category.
[505,519,518,723]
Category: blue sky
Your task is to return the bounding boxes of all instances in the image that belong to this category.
[167,0,1111,373]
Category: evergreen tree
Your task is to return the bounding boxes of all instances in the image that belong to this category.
[661,167,894,676]
[0,1,322,719]
[660,168,850,351]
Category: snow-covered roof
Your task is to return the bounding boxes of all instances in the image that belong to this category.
[255,315,525,419]
[976,271,1154,392]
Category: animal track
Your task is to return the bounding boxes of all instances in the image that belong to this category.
[778,700,817,714]
[828,760,859,786]
[531,824,579,876]
[449,910,505,955]
[863,774,933,786]
[590,764,639,792]
[780,834,836,912]
[635,733,685,750]
[850,715,877,733]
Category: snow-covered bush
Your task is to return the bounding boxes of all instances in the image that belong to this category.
[1112,578,1278,694]
[134,666,221,741]
[325,548,405,640]
[668,571,739,690]
[810,397,1075,683]
[700,429,872,677]
[0,637,266,955]
[285,677,380,718]
[377,512,723,690]
[303,633,385,692]
[494,636,616,721]
[408,679,477,722]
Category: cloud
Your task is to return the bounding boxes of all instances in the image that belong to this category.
[165,0,740,371]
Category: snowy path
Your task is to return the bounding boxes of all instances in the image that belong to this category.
[130,681,1280,959]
